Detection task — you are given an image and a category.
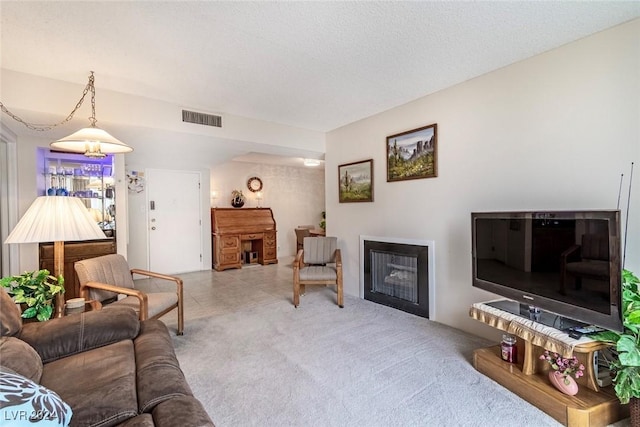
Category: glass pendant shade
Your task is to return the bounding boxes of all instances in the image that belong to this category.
[50,126,132,158]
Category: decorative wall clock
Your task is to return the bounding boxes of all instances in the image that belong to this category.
[247,176,263,192]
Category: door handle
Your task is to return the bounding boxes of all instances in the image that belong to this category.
[151,226,156,231]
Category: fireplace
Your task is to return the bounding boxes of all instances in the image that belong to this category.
[360,236,435,318]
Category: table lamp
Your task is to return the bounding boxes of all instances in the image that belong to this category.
[4,196,107,317]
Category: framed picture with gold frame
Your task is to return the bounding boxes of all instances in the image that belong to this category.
[338,159,373,203]
[387,123,437,182]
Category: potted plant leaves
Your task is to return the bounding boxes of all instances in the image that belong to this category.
[592,269,640,424]
[0,269,65,321]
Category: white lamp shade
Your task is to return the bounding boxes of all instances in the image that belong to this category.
[50,126,133,154]
[4,196,107,244]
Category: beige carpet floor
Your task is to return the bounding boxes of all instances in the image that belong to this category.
[170,289,561,426]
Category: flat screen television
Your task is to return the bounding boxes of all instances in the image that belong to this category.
[471,210,623,332]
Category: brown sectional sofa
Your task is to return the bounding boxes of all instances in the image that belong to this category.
[0,289,214,427]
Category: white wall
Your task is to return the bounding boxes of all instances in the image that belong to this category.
[0,126,19,276]
[210,161,325,257]
[326,19,640,339]
[2,70,326,273]
[0,69,326,157]
[6,131,325,272]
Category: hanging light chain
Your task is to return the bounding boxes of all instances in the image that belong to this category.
[88,71,97,127]
[0,71,95,131]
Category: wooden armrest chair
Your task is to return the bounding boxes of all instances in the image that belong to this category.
[74,254,184,335]
[295,227,311,252]
[560,233,610,295]
[293,236,343,308]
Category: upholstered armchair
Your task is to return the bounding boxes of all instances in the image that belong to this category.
[74,254,184,335]
[560,234,610,295]
[293,236,343,308]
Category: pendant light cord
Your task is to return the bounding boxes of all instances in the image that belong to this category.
[0,71,95,131]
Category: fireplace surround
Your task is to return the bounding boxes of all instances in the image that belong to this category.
[360,236,436,319]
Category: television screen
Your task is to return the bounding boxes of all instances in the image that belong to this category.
[471,210,622,332]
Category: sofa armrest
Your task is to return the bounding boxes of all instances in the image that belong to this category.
[18,306,140,363]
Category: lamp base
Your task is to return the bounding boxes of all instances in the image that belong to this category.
[54,240,65,318]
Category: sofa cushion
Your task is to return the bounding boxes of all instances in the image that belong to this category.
[0,367,72,427]
[114,414,154,427]
[299,265,337,281]
[19,307,139,363]
[152,396,215,427]
[134,320,192,413]
[0,288,22,337]
[40,340,138,427]
[0,336,43,382]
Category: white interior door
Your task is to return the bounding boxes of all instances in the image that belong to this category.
[146,169,202,274]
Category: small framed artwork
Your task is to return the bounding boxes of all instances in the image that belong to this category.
[338,159,373,203]
[387,123,437,182]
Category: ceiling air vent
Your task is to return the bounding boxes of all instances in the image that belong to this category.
[182,110,222,128]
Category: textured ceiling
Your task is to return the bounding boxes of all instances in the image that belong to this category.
[1,1,639,134]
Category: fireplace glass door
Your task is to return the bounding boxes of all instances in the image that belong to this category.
[371,251,418,303]
[364,240,429,318]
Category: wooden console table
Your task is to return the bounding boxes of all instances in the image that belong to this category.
[211,208,277,271]
[470,300,627,426]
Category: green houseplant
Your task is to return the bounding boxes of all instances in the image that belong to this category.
[592,269,640,412]
[0,269,65,321]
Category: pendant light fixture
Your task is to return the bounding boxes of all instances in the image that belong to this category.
[0,71,132,158]
[50,72,132,158]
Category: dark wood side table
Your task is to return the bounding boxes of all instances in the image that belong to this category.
[40,239,116,301]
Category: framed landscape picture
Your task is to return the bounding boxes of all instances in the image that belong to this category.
[338,159,373,203]
[387,123,437,182]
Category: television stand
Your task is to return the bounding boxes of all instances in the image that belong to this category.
[470,301,627,426]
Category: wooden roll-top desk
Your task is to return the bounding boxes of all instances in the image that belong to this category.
[211,208,278,271]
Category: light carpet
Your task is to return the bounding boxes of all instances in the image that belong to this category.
[172,292,562,426]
